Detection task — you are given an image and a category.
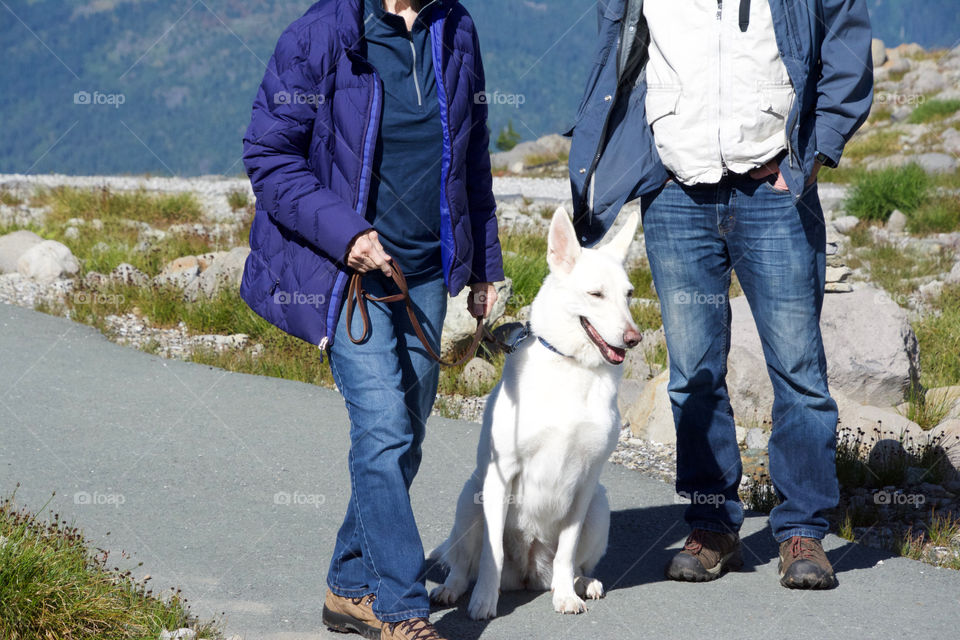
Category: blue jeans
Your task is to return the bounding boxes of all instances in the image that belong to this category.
[326,271,447,622]
[641,176,840,542]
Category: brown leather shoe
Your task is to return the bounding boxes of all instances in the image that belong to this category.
[322,590,381,639]
[380,617,445,640]
[665,528,743,582]
[778,536,837,589]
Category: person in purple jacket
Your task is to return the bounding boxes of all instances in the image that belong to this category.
[239,1,502,638]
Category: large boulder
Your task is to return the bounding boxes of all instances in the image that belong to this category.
[0,230,44,274]
[871,38,888,68]
[491,134,571,171]
[625,370,675,445]
[183,247,249,301]
[440,278,512,358]
[727,286,918,422]
[16,240,80,284]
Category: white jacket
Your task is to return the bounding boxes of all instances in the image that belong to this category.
[643,0,796,184]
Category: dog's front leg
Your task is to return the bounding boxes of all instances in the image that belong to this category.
[467,464,513,620]
[551,486,596,614]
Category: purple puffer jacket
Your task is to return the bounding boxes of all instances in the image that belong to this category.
[239,0,503,350]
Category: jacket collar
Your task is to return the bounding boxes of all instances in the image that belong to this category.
[338,0,455,55]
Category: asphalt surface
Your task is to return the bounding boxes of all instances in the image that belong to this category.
[2,302,958,639]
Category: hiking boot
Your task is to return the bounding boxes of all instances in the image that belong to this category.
[380,617,446,640]
[665,528,743,582]
[778,536,836,589]
[322,590,381,639]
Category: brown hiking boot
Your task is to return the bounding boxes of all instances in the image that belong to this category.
[322,590,381,639]
[665,528,743,582]
[778,536,836,589]
[380,617,445,640]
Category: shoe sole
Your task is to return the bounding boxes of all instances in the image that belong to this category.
[666,549,744,582]
[777,561,837,589]
[322,605,381,640]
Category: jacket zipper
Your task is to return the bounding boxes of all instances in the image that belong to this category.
[431,10,457,287]
[717,0,728,177]
[409,38,424,107]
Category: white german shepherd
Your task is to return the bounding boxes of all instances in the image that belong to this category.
[429,208,642,620]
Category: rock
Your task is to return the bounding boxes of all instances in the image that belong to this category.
[461,357,498,390]
[914,152,958,174]
[16,240,80,284]
[838,405,925,450]
[825,282,854,293]
[919,280,943,301]
[509,161,525,174]
[110,263,149,287]
[83,271,107,288]
[183,246,250,301]
[905,69,946,94]
[947,262,960,285]
[618,379,647,421]
[441,278,512,357]
[160,630,196,640]
[727,287,918,422]
[942,128,960,155]
[0,230,44,274]
[886,209,908,233]
[745,428,770,450]
[871,39,887,68]
[63,226,80,241]
[622,344,651,381]
[735,426,747,445]
[625,370,675,445]
[832,216,860,234]
[155,255,201,289]
[826,266,852,283]
[905,466,929,486]
[931,419,960,474]
[892,43,925,58]
[492,133,572,171]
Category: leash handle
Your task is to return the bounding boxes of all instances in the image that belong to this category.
[345,264,485,368]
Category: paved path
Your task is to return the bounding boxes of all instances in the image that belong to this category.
[1,303,957,639]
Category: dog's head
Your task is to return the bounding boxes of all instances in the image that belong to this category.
[530,207,642,368]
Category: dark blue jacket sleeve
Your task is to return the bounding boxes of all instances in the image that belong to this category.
[243,24,371,263]
[815,0,874,164]
[465,26,504,285]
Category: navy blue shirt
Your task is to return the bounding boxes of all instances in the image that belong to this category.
[364,0,444,279]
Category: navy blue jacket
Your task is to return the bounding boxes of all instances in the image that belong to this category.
[569,0,874,246]
[240,0,503,350]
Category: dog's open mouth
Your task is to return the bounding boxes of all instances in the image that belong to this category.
[580,317,627,365]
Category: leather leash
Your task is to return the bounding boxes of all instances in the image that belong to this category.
[345,264,486,368]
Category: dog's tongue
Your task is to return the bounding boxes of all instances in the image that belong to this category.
[582,318,627,365]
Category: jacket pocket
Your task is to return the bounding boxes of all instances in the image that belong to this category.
[759,82,795,120]
[645,84,681,126]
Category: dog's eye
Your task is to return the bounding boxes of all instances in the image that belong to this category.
[589,291,604,299]
[626,289,635,298]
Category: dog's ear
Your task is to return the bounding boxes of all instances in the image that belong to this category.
[600,211,639,263]
[547,207,581,275]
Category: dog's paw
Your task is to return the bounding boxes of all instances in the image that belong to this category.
[574,577,605,600]
[552,592,587,615]
[430,583,465,606]
[467,588,499,620]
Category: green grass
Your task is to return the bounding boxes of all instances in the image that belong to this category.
[500,233,549,314]
[843,129,901,162]
[914,283,960,389]
[845,164,931,221]
[908,99,960,124]
[40,187,203,227]
[226,189,249,212]
[901,384,956,431]
[438,348,506,397]
[0,492,222,640]
[0,189,23,206]
[907,197,960,235]
[845,241,952,302]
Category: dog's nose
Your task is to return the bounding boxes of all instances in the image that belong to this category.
[623,328,642,348]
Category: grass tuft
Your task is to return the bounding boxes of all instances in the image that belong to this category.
[845,164,931,221]
[908,99,960,124]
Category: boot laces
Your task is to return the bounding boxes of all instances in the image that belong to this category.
[390,617,441,640]
[790,536,816,560]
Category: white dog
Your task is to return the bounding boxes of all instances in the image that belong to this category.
[429,208,642,620]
